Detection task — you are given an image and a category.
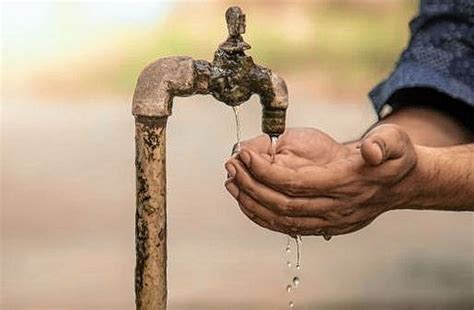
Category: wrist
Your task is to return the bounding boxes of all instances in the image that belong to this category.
[393,145,439,210]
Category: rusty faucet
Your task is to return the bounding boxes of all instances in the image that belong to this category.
[132,6,288,309]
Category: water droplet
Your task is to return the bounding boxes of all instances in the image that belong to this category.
[292,276,300,288]
[296,264,300,270]
[322,232,332,241]
[295,236,301,269]
[289,301,294,308]
[286,284,292,293]
[286,261,292,268]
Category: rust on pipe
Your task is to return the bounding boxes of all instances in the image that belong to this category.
[134,116,167,309]
[132,6,289,309]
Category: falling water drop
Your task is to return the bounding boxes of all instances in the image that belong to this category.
[295,236,302,271]
[322,232,332,241]
[284,234,293,306]
[292,276,300,288]
[285,235,291,253]
[232,106,241,154]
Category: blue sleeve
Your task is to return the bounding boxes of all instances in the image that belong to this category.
[369,0,474,119]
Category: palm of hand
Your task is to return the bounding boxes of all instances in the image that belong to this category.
[229,125,417,237]
[273,128,352,169]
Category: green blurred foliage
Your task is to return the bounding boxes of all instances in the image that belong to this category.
[33,1,418,99]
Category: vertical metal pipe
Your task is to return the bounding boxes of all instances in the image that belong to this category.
[134,116,168,310]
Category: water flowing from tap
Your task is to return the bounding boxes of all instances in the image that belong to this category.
[232,106,242,154]
[269,135,278,163]
[285,235,303,308]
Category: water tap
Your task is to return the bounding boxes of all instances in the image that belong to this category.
[132,6,289,136]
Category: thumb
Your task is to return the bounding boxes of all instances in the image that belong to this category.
[360,124,411,166]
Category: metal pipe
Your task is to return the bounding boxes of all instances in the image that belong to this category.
[134,116,167,309]
[132,6,289,309]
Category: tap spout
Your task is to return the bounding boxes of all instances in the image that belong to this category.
[259,72,289,136]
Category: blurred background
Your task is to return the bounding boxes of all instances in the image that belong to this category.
[1,1,472,309]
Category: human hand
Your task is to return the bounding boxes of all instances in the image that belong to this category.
[224,125,418,238]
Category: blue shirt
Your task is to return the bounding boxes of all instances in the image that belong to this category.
[369,0,473,125]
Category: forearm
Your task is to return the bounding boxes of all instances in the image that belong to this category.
[381,104,473,210]
[398,144,474,211]
[350,102,473,211]
[379,104,473,147]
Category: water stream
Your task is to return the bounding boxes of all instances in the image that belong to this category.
[230,112,307,308]
[269,134,278,162]
[232,106,241,154]
[285,235,303,308]
[269,135,304,308]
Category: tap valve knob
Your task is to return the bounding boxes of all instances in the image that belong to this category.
[219,6,251,53]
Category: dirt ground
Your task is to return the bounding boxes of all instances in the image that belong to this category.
[2,95,472,309]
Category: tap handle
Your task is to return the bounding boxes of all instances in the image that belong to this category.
[225,6,246,37]
[219,6,251,53]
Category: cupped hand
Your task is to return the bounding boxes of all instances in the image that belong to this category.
[224,125,418,237]
[234,128,351,169]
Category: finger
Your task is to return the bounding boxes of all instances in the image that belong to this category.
[225,178,239,198]
[225,161,237,179]
[360,124,411,166]
[226,179,282,232]
[228,159,336,217]
[236,188,327,235]
[237,189,288,234]
[238,196,275,232]
[230,134,272,159]
[324,216,376,237]
[226,180,276,231]
[237,148,334,196]
[239,134,272,154]
[231,143,240,156]
[360,140,383,166]
[233,148,296,187]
